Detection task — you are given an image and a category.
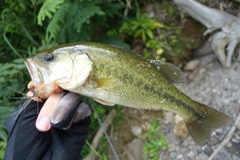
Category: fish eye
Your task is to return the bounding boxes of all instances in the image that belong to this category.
[44,53,54,62]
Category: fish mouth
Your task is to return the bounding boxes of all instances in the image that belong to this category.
[24,58,44,88]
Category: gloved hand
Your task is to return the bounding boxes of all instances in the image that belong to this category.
[4,92,91,160]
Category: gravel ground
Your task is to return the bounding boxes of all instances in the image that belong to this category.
[159,55,240,160]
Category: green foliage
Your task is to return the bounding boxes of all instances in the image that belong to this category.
[119,10,168,60]
[143,120,168,160]
[40,0,105,43]
[37,0,65,26]
[0,60,28,103]
[120,10,164,42]
[0,141,6,160]
[0,104,13,160]
[144,39,165,60]
[37,0,127,46]
[0,0,43,105]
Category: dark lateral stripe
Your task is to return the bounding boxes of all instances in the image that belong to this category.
[162,93,202,119]
[159,67,173,84]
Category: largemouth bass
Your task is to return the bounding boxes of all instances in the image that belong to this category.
[24,42,231,145]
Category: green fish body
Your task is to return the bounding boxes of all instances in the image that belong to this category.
[24,42,231,145]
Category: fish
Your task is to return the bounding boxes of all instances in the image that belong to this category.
[24,42,231,145]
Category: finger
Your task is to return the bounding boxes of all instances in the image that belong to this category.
[51,92,91,130]
[27,91,43,102]
[53,86,63,93]
[36,92,64,132]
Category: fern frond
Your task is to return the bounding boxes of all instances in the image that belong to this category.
[37,0,65,26]
[72,1,105,32]
[46,2,70,42]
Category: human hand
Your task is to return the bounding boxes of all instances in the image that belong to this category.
[4,90,91,160]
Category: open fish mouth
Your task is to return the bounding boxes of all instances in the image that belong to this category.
[24,58,44,88]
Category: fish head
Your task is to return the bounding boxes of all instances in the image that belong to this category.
[24,45,93,98]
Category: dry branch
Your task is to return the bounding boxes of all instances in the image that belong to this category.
[85,109,116,160]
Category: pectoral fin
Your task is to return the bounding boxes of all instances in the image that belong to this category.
[95,78,122,89]
[143,109,166,119]
[93,98,115,106]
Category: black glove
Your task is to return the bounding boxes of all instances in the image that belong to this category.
[4,92,91,160]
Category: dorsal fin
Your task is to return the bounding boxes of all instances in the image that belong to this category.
[150,60,185,83]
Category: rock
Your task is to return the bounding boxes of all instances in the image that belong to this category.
[169,152,177,159]
[126,138,143,160]
[198,153,209,160]
[163,112,174,124]
[176,154,183,159]
[231,138,240,143]
[216,128,223,134]
[173,115,189,138]
[187,151,194,158]
[196,147,203,154]
[119,124,134,144]
[131,126,142,137]
[203,146,213,155]
[184,59,200,71]
[141,121,151,132]
[226,142,233,148]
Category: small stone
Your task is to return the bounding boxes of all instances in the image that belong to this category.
[173,115,189,138]
[164,112,174,124]
[215,128,223,134]
[187,151,194,158]
[222,98,231,104]
[199,68,206,74]
[226,142,232,148]
[179,147,188,153]
[235,134,240,140]
[231,138,240,143]
[203,146,213,155]
[126,138,143,160]
[141,122,151,131]
[119,124,134,144]
[131,126,142,137]
[196,147,203,154]
[169,152,177,159]
[176,154,183,159]
[198,153,209,160]
[184,59,200,71]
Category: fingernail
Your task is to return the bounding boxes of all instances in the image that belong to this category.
[36,116,51,132]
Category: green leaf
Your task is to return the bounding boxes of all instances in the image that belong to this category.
[45,2,70,42]
[146,29,154,39]
[72,1,105,33]
[37,0,65,26]
[0,141,6,160]
[133,29,143,38]
[141,32,146,41]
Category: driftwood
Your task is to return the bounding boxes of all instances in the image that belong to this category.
[174,0,240,68]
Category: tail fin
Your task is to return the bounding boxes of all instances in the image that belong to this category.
[185,104,231,145]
